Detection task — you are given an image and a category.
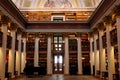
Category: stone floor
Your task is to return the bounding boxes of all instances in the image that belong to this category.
[16,74,99,80]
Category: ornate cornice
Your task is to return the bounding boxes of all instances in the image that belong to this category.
[0,0,27,27]
[89,0,116,27]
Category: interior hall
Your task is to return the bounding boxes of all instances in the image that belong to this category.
[0,0,120,80]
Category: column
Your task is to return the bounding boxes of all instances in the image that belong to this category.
[105,17,115,80]
[64,35,69,75]
[8,30,16,77]
[116,16,120,78]
[98,29,106,77]
[77,34,82,75]
[113,4,120,78]
[21,38,26,73]
[47,35,52,75]
[94,33,99,76]
[90,36,94,75]
[0,23,7,80]
[34,37,39,67]
[16,33,22,76]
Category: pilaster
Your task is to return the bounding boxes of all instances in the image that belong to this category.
[77,33,82,75]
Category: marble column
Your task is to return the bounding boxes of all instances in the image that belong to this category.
[90,37,94,75]
[0,24,7,80]
[77,36,82,75]
[21,38,26,73]
[8,30,16,78]
[94,34,99,76]
[47,36,52,75]
[116,16,120,78]
[16,34,22,76]
[99,30,106,76]
[106,24,115,80]
[64,36,69,75]
[34,37,39,67]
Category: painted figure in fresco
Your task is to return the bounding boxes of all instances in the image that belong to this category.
[44,0,72,8]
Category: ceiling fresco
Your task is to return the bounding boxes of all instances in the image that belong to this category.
[11,0,102,21]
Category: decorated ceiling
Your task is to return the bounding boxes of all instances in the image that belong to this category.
[12,0,102,21]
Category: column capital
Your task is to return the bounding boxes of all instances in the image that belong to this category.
[103,15,112,25]
[63,32,69,37]
[35,32,39,38]
[0,15,11,24]
[92,28,98,35]
[97,22,105,31]
[9,23,18,31]
[17,28,23,35]
[113,4,120,16]
[47,32,53,37]
[76,32,82,37]
[89,32,93,38]
[22,32,27,38]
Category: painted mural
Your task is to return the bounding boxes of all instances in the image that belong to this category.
[44,0,72,8]
[23,0,32,7]
[12,0,101,10]
[11,0,102,21]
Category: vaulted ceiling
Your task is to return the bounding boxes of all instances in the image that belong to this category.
[11,0,102,22]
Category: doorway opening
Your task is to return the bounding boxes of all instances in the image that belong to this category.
[53,55,63,74]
